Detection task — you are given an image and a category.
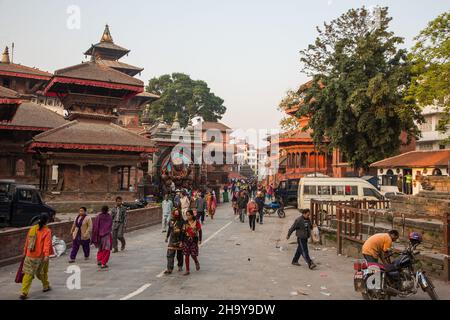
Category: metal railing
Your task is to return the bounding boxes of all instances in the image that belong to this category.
[310,199,449,281]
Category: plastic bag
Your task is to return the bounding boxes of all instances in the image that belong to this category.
[311,225,320,244]
[51,235,67,258]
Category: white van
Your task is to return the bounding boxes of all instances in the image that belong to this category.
[297,177,383,209]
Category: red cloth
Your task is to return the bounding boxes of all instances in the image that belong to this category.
[247,201,258,215]
[97,249,111,266]
[92,213,112,247]
[15,258,24,283]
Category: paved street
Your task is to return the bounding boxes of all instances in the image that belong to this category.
[0,204,449,300]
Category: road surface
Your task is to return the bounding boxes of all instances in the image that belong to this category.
[0,204,448,300]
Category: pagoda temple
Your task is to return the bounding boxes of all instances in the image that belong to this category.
[0,46,67,184]
[26,29,158,201]
[84,25,159,129]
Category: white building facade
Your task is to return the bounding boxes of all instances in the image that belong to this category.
[416,105,450,151]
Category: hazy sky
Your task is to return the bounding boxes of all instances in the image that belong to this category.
[0,0,448,134]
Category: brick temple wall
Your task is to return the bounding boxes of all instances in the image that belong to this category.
[418,175,450,192]
[0,206,162,266]
[390,193,450,217]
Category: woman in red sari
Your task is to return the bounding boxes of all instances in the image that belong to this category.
[91,206,113,269]
[181,210,202,275]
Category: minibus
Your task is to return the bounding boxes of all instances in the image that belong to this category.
[297,177,383,209]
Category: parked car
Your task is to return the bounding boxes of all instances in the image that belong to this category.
[380,186,405,199]
[383,191,406,199]
[0,180,56,227]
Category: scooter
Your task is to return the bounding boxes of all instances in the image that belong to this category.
[263,197,286,218]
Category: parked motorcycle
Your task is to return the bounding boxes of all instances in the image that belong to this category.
[123,198,148,210]
[353,232,439,300]
[263,197,286,218]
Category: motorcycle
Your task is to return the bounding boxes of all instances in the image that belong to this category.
[263,197,286,218]
[353,232,439,300]
[123,198,148,210]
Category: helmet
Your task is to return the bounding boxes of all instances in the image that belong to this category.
[409,232,422,245]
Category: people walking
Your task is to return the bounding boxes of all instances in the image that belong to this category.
[180,191,191,221]
[255,191,265,224]
[231,191,239,215]
[287,209,317,270]
[237,190,249,223]
[195,193,207,224]
[266,184,274,202]
[111,196,127,252]
[161,194,174,232]
[69,207,92,263]
[247,198,258,232]
[19,213,53,300]
[174,190,181,208]
[164,209,185,274]
[207,191,217,220]
[181,210,202,276]
[91,206,113,269]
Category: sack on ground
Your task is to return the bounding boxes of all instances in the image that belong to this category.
[311,225,320,243]
[51,235,67,258]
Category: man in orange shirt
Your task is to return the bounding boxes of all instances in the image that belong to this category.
[362,230,399,264]
[20,213,53,299]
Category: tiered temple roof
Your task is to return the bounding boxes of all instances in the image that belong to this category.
[0,47,52,80]
[29,120,156,153]
[0,101,66,131]
[84,25,143,76]
[30,32,156,154]
[0,85,22,121]
[44,61,144,96]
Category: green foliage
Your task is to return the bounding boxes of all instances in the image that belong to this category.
[408,12,450,137]
[298,7,422,170]
[278,90,301,131]
[144,73,226,127]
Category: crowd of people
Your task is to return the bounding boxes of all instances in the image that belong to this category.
[16,179,320,300]
[18,196,129,299]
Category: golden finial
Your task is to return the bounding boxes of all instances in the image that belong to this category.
[100,24,113,43]
[1,46,10,64]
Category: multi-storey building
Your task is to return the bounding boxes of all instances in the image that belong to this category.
[416,105,450,151]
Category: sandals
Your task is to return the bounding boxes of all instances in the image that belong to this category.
[163,269,172,274]
[183,271,190,276]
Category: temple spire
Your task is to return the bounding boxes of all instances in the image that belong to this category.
[100,24,113,43]
[1,46,10,64]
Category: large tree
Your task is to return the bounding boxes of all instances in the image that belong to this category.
[278,89,301,131]
[298,7,422,170]
[144,73,226,127]
[407,12,450,137]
